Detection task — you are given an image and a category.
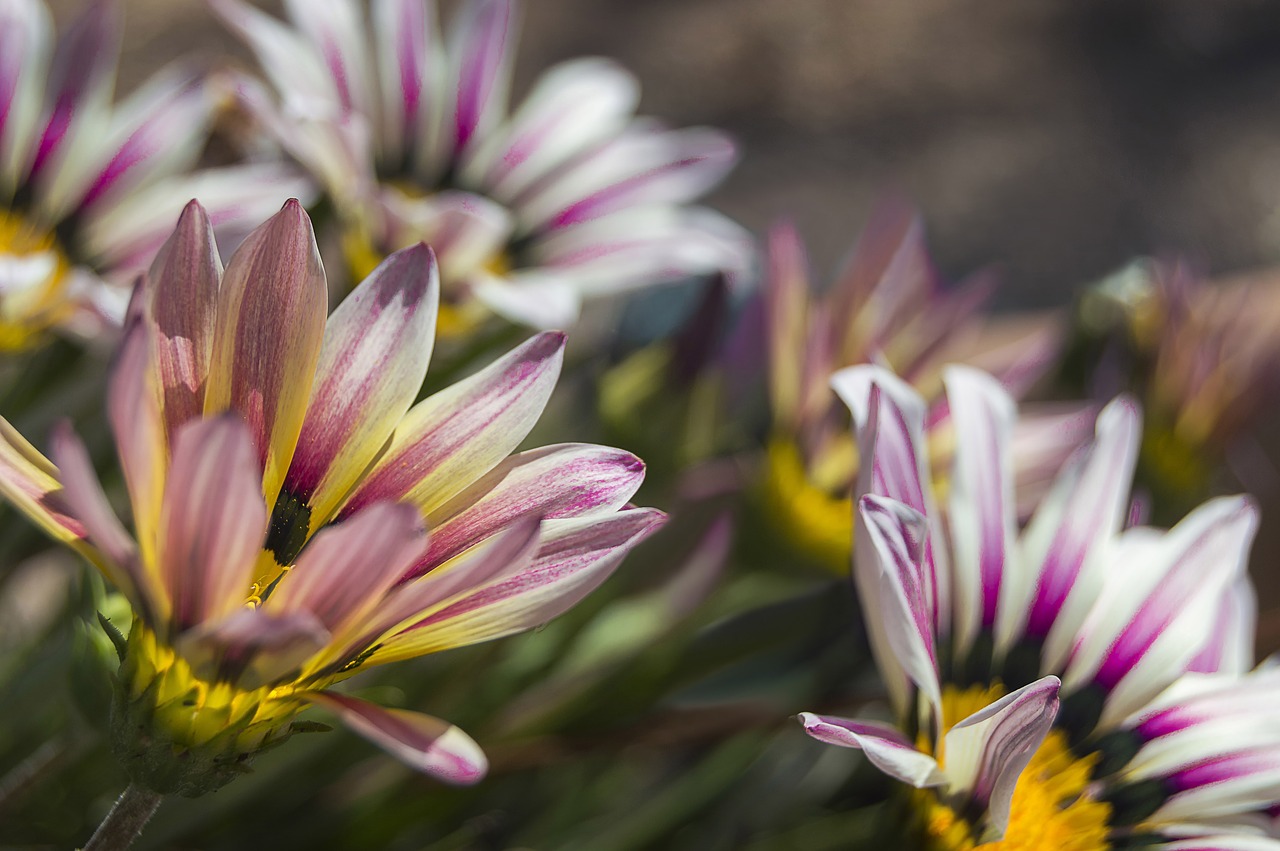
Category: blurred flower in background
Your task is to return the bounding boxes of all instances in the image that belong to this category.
[213,0,748,333]
[1072,258,1280,522]
[0,199,661,834]
[0,0,307,352]
[801,364,1274,848]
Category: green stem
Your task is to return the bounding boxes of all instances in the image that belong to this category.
[82,783,162,851]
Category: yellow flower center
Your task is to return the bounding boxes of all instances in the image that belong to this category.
[0,210,72,351]
[760,437,852,573]
[918,684,1112,851]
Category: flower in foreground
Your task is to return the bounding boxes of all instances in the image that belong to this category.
[759,199,1067,572]
[798,364,1279,848]
[0,0,308,351]
[214,0,747,332]
[0,199,662,796]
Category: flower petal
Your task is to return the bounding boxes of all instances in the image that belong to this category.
[1187,576,1256,676]
[372,0,437,167]
[108,315,167,570]
[369,508,664,664]
[797,713,945,788]
[415,443,645,577]
[338,331,564,519]
[265,501,428,653]
[0,0,51,187]
[203,199,328,509]
[942,675,1060,841]
[210,0,337,113]
[175,607,329,690]
[943,366,1016,655]
[765,220,811,432]
[157,416,269,634]
[0,416,84,546]
[281,0,373,115]
[448,0,515,154]
[144,200,222,443]
[1014,396,1141,669]
[303,691,487,784]
[282,244,439,527]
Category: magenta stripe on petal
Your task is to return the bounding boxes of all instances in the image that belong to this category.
[1165,747,1280,794]
[452,0,514,151]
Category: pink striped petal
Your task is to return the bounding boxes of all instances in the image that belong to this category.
[372,0,435,165]
[943,366,1016,653]
[175,607,329,690]
[414,443,645,578]
[797,713,945,788]
[338,331,564,520]
[1188,577,1256,675]
[0,416,85,546]
[157,416,269,634]
[282,0,373,115]
[0,0,51,185]
[204,199,328,509]
[303,691,487,784]
[75,66,210,213]
[827,195,921,339]
[1017,396,1140,669]
[210,0,337,112]
[344,515,541,662]
[265,501,428,642]
[942,676,1060,840]
[765,220,811,432]
[858,494,941,715]
[144,200,222,443]
[108,316,167,565]
[48,421,157,619]
[28,0,120,182]
[372,508,665,661]
[283,244,439,527]
[448,0,515,154]
[1163,839,1280,851]
[1158,744,1280,823]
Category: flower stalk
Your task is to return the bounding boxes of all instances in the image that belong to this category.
[82,783,162,851]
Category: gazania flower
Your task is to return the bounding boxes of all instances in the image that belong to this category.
[798,364,1275,848]
[759,200,1066,571]
[0,199,662,796]
[0,0,308,351]
[213,0,746,332]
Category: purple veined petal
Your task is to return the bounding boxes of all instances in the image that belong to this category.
[1066,495,1258,729]
[415,443,645,579]
[143,200,222,443]
[303,691,487,785]
[764,220,812,433]
[157,416,268,635]
[282,0,374,116]
[211,0,338,114]
[264,501,429,661]
[837,365,950,641]
[858,494,942,722]
[0,416,86,547]
[80,162,319,273]
[47,421,162,621]
[203,199,328,510]
[941,675,1060,842]
[337,331,565,520]
[368,508,665,664]
[1016,395,1141,670]
[797,713,946,789]
[1155,743,1280,824]
[0,0,51,188]
[470,272,581,330]
[282,244,439,527]
[1163,838,1280,851]
[372,0,437,166]
[462,57,640,201]
[379,188,514,285]
[1005,402,1098,519]
[516,126,737,234]
[175,607,329,690]
[826,194,921,340]
[943,366,1017,657]
[448,0,516,155]
[1188,576,1256,675]
[73,65,211,214]
[108,315,167,571]
[340,514,542,663]
[27,0,120,186]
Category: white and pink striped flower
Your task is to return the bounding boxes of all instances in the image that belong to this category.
[0,199,662,794]
[0,0,310,350]
[798,364,1280,848]
[212,0,748,331]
